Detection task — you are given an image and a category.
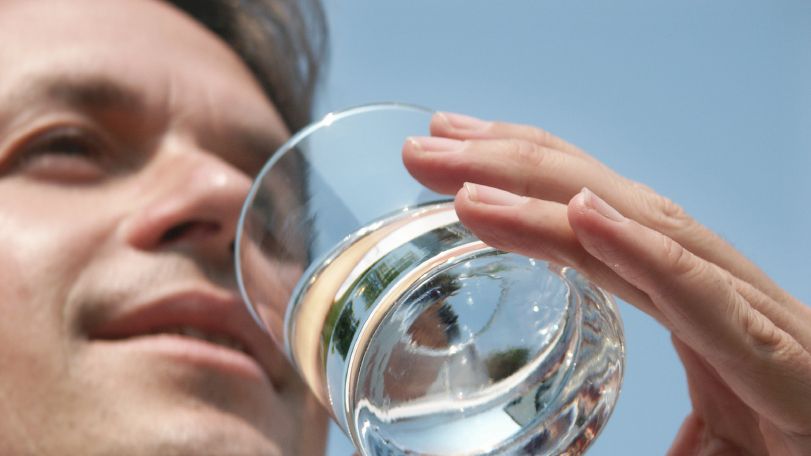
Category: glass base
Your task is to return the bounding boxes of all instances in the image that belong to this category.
[352,251,624,455]
[285,203,624,455]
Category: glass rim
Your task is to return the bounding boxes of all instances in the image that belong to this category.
[234,101,435,330]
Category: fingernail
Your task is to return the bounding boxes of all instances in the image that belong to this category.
[465,182,527,206]
[439,112,491,131]
[407,136,464,153]
[582,187,625,222]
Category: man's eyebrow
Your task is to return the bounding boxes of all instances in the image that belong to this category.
[10,74,147,112]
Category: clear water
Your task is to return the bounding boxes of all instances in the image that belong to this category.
[287,203,624,455]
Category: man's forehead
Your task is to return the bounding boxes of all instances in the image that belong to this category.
[0,68,288,176]
[0,67,156,139]
[0,0,255,87]
[0,1,290,165]
[0,0,285,124]
[1,73,147,113]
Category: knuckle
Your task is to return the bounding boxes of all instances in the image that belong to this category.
[490,121,552,147]
[738,302,804,363]
[630,181,696,235]
[649,235,713,306]
[660,235,701,279]
[527,126,554,147]
[658,196,690,228]
[502,140,554,197]
[505,139,547,169]
[485,120,507,135]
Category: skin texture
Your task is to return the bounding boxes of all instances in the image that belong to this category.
[403,113,811,456]
[0,1,326,455]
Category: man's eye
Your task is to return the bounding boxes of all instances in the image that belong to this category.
[17,126,109,181]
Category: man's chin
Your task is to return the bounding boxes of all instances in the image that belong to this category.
[62,348,298,455]
[129,408,287,456]
[113,372,295,450]
[2,400,290,456]
[80,338,282,410]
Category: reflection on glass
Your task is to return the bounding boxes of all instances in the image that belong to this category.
[236,104,625,455]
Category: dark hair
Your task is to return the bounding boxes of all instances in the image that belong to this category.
[167,0,327,131]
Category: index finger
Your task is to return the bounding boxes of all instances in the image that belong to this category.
[431,112,597,162]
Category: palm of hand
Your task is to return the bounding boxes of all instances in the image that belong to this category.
[670,337,796,455]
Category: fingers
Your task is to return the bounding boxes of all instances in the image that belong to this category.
[420,113,811,451]
[403,134,620,207]
[454,182,663,322]
[568,187,811,435]
[430,111,596,162]
[406,119,687,236]
[404,112,789,306]
[670,336,768,454]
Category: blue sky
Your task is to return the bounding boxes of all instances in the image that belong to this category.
[317,1,811,454]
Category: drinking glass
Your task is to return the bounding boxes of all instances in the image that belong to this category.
[235,103,625,455]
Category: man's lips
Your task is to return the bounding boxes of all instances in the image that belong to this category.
[87,287,279,386]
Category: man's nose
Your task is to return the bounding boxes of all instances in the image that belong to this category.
[120,143,253,262]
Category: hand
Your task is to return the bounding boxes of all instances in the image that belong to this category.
[402,112,811,455]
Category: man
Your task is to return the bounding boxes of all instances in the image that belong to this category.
[0,0,328,454]
[5,1,811,455]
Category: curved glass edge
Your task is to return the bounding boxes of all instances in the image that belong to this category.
[348,263,625,456]
[235,102,435,335]
[348,260,583,455]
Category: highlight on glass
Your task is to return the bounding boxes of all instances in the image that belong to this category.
[235,103,625,455]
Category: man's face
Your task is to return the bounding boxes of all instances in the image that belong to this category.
[0,1,326,454]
